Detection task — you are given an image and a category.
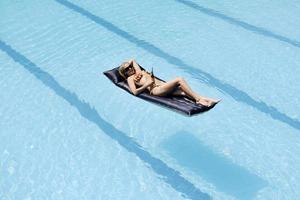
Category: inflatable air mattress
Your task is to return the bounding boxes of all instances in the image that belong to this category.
[103,66,217,116]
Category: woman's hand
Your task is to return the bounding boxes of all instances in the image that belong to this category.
[134,72,142,82]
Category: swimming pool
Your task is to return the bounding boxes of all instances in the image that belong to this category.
[1,0,300,199]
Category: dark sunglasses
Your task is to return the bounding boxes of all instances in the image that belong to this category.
[124,65,134,75]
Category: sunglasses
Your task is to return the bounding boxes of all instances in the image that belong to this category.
[124,65,134,76]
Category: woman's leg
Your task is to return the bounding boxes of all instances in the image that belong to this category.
[171,89,190,98]
[150,79,181,96]
[175,78,221,105]
[174,78,214,106]
[151,77,211,106]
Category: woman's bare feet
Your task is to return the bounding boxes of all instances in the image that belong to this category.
[196,98,210,106]
[207,99,221,106]
[196,98,221,107]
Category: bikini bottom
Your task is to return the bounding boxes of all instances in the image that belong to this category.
[149,83,160,95]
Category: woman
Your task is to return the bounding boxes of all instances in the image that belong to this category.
[118,59,220,106]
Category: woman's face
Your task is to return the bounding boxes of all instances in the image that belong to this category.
[124,63,135,77]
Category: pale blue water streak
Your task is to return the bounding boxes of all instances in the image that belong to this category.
[175,0,300,48]
[1,0,300,200]
[0,39,210,200]
[162,131,266,200]
[55,0,300,131]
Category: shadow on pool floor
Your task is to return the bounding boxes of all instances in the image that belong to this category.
[161,131,267,200]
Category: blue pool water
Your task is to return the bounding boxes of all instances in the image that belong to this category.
[1,0,300,199]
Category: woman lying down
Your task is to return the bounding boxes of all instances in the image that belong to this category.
[118,59,220,107]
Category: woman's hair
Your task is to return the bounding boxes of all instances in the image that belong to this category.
[118,62,130,79]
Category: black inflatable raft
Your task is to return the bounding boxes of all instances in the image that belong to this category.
[103,66,217,116]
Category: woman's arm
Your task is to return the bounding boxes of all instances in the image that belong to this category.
[127,76,153,95]
[129,59,142,74]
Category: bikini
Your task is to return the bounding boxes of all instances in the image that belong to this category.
[149,83,159,95]
[134,71,159,95]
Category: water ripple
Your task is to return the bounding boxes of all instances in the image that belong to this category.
[0,40,211,200]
